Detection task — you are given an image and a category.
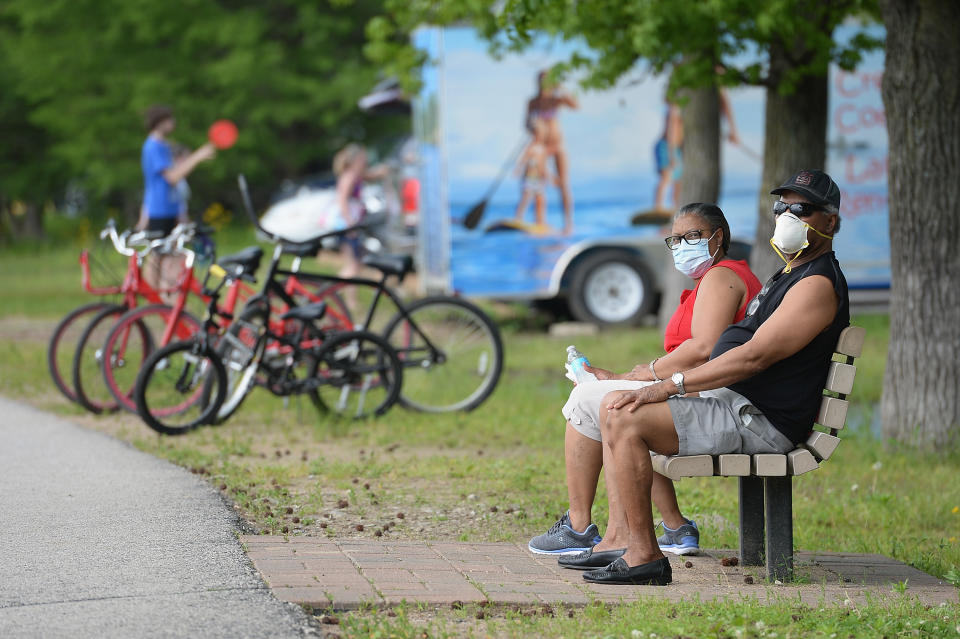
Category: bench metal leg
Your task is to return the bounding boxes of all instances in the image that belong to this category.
[738,476,764,566]
[764,476,794,582]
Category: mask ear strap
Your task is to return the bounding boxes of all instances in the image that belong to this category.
[809,225,834,240]
[768,237,804,274]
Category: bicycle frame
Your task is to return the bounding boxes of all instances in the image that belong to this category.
[236,173,444,367]
[94,220,254,367]
[256,244,443,368]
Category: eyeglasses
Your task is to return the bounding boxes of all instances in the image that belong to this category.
[664,229,713,250]
[773,201,822,218]
[745,279,772,317]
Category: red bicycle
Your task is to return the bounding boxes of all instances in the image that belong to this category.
[48,221,169,409]
[68,222,210,414]
[98,236,260,414]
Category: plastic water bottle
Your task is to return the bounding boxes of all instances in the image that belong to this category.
[566,345,597,384]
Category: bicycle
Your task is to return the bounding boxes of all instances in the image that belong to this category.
[134,253,403,433]
[98,234,256,414]
[48,221,180,411]
[68,222,208,413]
[47,245,132,405]
[225,174,503,416]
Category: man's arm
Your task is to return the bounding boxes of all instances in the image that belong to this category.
[681,274,838,391]
[163,143,215,185]
[609,274,838,410]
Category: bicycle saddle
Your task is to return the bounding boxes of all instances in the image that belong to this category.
[279,301,328,322]
[217,246,264,274]
[281,242,320,258]
[362,254,413,278]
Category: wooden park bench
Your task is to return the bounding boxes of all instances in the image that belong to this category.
[650,325,866,582]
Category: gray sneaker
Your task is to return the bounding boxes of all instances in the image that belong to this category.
[657,518,700,555]
[528,511,602,555]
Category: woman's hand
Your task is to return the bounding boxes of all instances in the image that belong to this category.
[582,364,617,380]
[625,364,654,382]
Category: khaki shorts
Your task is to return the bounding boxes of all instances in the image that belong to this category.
[561,382,793,456]
[562,380,653,442]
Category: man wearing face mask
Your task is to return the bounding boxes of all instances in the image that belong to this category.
[528,203,762,559]
[576,170,848,585]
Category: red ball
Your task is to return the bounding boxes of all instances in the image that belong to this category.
[208,119,238,149]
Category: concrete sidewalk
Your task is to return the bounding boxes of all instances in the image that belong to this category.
[245,536,958,610]
[0,398,312,638]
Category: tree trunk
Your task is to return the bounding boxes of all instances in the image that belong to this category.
[749,45,829,281]
[880,0,960,448]
[658,86,721,332]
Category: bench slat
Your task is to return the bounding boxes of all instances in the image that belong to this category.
[825,362,856,395]
[817,396,849,430]
[787,448,819,475]
[715,454,750,476]
[804,430,841,461]
[835,326,866,358]
[752,454,787,476]
[651,453,713,480]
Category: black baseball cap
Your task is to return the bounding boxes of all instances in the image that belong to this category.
[770,170,840,213]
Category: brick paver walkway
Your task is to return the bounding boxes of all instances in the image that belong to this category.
[242,537,957,611]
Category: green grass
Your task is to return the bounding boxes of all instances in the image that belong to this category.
[1,233,958,637]
[334,596,960,639]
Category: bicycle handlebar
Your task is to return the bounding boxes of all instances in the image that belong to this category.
[98,219,198,265]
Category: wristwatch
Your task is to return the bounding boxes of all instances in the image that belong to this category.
[670,371,686,397]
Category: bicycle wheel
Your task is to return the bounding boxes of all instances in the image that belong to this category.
[382,296,503,412]
[48,301,115,404]
[101,304,202,413]
[213,303,268,423]
[134,339,226,435]
[72,304,144,414]
[309,330,402,419]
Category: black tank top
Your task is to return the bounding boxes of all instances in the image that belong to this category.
[709,252,849,444]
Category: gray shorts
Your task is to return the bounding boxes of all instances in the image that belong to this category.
[562,382,793,456]
[668,387,794,455]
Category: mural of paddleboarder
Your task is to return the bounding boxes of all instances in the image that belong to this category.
[525,70,578,235]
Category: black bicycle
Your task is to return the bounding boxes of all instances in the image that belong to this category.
[216,175,503,420]
[134,248,404,434]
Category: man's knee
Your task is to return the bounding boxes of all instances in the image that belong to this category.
[600,403,645,450]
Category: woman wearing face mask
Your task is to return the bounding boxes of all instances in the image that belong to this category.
[528,203,762,559]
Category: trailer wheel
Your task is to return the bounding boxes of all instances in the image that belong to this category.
[567,250,655,326]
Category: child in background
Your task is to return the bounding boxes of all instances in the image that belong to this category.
[513,118,555,227]
[136,144,192,230]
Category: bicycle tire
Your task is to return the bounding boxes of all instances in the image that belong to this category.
[382,296,503,413]
[101,304,202,413]
[47,301,115,404]
[308,329,403,419]
[72,303,141,414]
[134,338,226,435]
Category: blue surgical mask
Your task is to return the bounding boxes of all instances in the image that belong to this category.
[672,229,719,279]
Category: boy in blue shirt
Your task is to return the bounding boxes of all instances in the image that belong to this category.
[140,105,215,296]
[140,105,215,234]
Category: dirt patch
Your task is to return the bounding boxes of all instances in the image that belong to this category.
[0,316,58,342]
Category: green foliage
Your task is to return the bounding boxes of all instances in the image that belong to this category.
[0,0,407,216]
[365,0,882,96]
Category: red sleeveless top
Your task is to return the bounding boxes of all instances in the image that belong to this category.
[662,259,762,353]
